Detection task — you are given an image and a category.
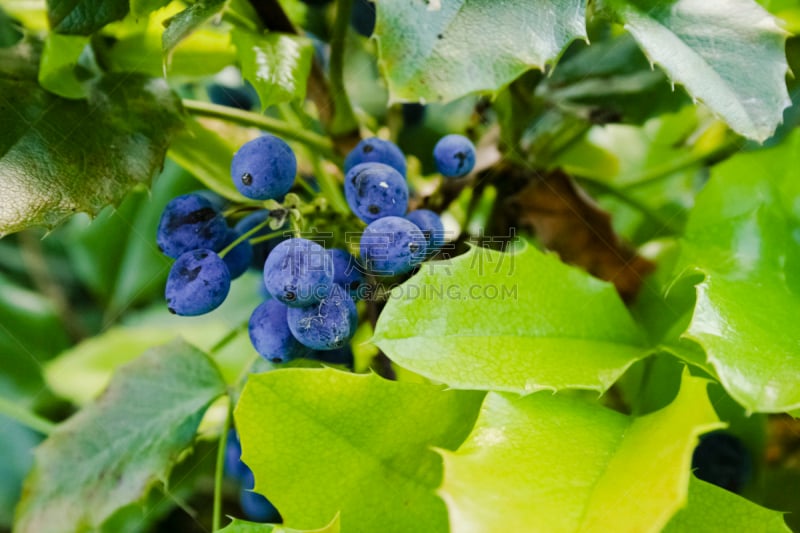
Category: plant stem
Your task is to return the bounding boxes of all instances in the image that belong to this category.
[309,152,350,215]
[209,324,247,355]
[249,229,290,245]
[620,142,738,191]
[574,176,681,235]
[182,99,337,159]
[0,397,55,435]
[327,0,359,137]
[212,401,232,532]
[218,218,271,258]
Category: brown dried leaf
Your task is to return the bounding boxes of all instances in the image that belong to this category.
[506,170,654,301]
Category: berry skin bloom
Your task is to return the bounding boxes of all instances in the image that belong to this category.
[231,134,297,200]
[345,162,409,223]
[165,249,231,316]
[360,216,428,276]
[344,137,407,178]
[263,238,334,307]
[156,193,228,259]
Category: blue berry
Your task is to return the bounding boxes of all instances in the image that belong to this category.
[156,193,228,259]
[165,250,231,316]
[344,162,408,223]
[405,209,445,254]
[224,430,250,480]
[287,287,358,350]
[220,229,254,280]
[350,0,376,38]
[235,210,288,269]
[248,299,307,363]
[434,134,476,178]
[692,431,752,494]
[231,135,297,200]
[330,248,366,299]
[240,470,281,523]
[360,216,427,276]
[263,238,333,307]
[311,345,355,368]
[344,137,406,177]
[191,189,228,211]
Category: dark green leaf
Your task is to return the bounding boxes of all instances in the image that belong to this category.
[375,0,587,102]
[46,0,129,35]
[162,0,226,63]
[607,0,791,142]
[0,41,183,235]
[14,339,227,533]
[219,516,340,533]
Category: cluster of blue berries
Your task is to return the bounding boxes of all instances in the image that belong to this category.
[157,130,476,363]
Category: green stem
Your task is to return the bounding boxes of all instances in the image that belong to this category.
[212,401,232,532]
[249,229,290,245]
[574,176,681,235]
[621,140,740,191]
[327,0,359,135]
[182,99,337,160]
[218,218,271,258]
[0,397,55,435]
[310,153,349,214]
[209,324,246,355]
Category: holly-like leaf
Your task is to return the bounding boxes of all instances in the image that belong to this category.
[37,33,89,99]
[374,0,587,103]
[663,476,790,532]
[235,368,484,533]
[675,130,800,413]
[607,0,791,142]
[220,515,340,533]
[162,0,226,63]
[373,245,649,393]
[439,372,722,533]
[0,43,183,235]
[232,29,313,110]
[14,340,226,533]
[46,0,129,35]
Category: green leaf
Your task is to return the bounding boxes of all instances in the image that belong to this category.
[220,515,340,533]
[0,272,70,403]
[61,161,194,314]
[130,0,171,18]
[37,32,88,99]
[0,43,183,235]
[44,272,265,405]
[607,0,791,142]
[232,29,313,110]
[676,129,800,412]
[375,0,587,103]
[15,339,226,533]
[235,368,484,533]
[373,245,649,393]
[46,0,129,35]
[664,477,790,532]
[439,371,722,533]
[162,0,226,64]
[0,419,39,527]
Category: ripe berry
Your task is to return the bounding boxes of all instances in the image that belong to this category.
[248,299,307,363]
[239,470,281,523]
[344,137,406,178]
[692,431,752,494]
[156,193,228,259]
[165,250,231,316]
[405,209,445,254]
[434,134,476,178]
[360,216,427,276]
[329,248,366,299]
[344,162,408,223]
[263,238,333,307]
[231,135,297,200]
[287,286,358,350]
